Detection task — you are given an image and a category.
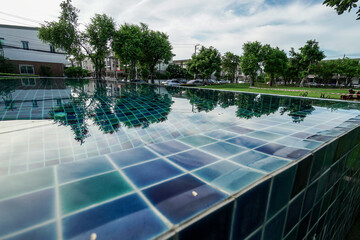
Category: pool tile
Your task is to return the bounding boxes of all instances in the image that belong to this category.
[264,208,286,240]
[291,155,313,198]
[230,150,267,165]
[301,182,318,218]
[178,135,217,147]
[148,140,191,156]
[306,134,333,142]
[233,179,271,240]
[224,125,254,134]
[60,171,133,215]
[284,192,305,236]
[0,167,54,201]
[255,143,310,160]
[62,193,167,240]
[246,229,262,240]
[123,159,183,188]
[5,222,57,240]
[57,156,114,184]
[143,174,227,224]
[108,147,158,168]
[246,156,290,173]
[247,131,283,141]
[178,201,234,240]
[267,165,296,220]
[226,136,266,149]
[194,161,265,193]
[276,136,322,150]
[0,188,55,238]
[266,127,296,135]
[200,142,246,158]
[167,150,219,171]
[204,129,238,140]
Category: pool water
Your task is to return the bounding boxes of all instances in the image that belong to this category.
[0,78,360,239]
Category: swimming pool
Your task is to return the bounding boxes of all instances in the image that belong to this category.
[0,78,359,239]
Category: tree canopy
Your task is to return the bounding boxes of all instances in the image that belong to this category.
[262,45,288,86]
[222,52,241,83]
[39,0,115,79]
[323,0,360,20]
[240,41,263,86]
[187,46,222,80]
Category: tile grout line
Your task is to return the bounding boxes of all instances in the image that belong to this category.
[54,167,63,240]
[105,154,174,228]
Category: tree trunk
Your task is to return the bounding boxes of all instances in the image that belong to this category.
[300,77,307,87]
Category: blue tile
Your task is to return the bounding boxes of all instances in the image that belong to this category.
[264,208,286,240]
[267,165,296,220]
[301,182,318,218]
[255,143,310,160]
[266,127,296,135]
[57,156,114,184]
[143,174,227,224]
[108,147,158,168]
[247,157,290,173]
[276,137,322,150]
[178,135,217,147]
[233,179,271,240]
[6,222,57,240]
[226,136,266,149]
[0,188,55,238]
[204,129,238,140]
[200,142,246,158]
[167,150,219,171]
[230,150,267,165]
[246,229,262,240]
[194,161,265,193]
[225,125,254,134]
[291,155,312,198]
[179,201,234,240]
[123,159,183,188]
[284,192,305,236]
[148,140,191,156]
[247,131,283,141]
[62,193,167,240]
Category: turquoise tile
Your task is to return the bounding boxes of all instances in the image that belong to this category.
[194,161,265,193]
[0,167,54,201]
[276,136,322,150]
[60,171,133,215]
[204,129,238,140]
[248,131,283,141]
[246,157,290,173]
[167,149,219,171]
[200,142,247,158]
[178,135,217,147]
[230,150,268,165]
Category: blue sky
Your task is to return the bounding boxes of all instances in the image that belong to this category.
[1,0,359,60]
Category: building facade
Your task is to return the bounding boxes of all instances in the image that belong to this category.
[0,24,68,76]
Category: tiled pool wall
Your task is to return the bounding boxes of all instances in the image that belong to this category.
[172,124,360,240]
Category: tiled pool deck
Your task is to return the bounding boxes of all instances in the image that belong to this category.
[0,79,360,239]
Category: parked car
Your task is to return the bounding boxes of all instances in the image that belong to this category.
[187,80,205,86]
[217,79,229,84]
[164,80,181,86]
[130,79,146,84]
[206,79,218,85]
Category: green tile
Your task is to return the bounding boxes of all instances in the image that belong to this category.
[60,171,133,215]
[0,167,54,200]
[178,135,217,147]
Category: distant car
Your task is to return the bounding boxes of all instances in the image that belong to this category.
[217,79,229,84]
[206,79,218,85]
[187,80,205,86]
[164,80,181,86]
[130,79,146,84]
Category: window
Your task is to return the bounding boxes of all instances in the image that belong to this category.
[49,44,55,53]
[19,65,34,74]
[22,41,29,50]
[21,78,36,86]
[0,38,4,48]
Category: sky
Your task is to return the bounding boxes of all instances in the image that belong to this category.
[1,0,360,60]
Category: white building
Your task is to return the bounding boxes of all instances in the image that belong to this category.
[0,24,68,76]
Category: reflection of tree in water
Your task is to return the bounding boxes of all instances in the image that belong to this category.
[236,94,281,119]
[279,98,315,123]
[165,86,184,97]
[185,88,219,112]
[218,92,236,109]
[50,101,89,144]
[115,84,172,128]
[0,80,21,110]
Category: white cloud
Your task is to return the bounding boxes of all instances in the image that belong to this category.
[1,0,359,60]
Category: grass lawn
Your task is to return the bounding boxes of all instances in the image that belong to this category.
[200,83,355,100]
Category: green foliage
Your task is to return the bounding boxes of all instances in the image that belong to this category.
[139,24,173,84]
[39,0,115,79]
[240,41,263,86]
[39,65,52,77]
[262,45,288,86]
[222,52,241,83]
[0,56,14,73]
[187,46,222,80]
[64,66,89,78]
[112,24,142,80]
[323,0,360,20]
[166,64,187,79]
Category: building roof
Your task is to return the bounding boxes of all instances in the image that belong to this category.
[0,24,39,31]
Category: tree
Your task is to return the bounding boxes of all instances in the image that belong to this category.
[0,56,14,73]
[337,57,360,86]
[262,45,288,86]
[323,0,360,20]
[311,60,336,84]
[290,40,325,86]
[166,64,187,79]
[139,24,173,84]
[112,24,143,81]
[222,52,241,83]
[187,46,222,81]
[39,0,115,80]
[240,41,263,87]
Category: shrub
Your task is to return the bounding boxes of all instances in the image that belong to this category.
[39,65,52,77]
[64,66,89,78]
[0,56,14,73]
